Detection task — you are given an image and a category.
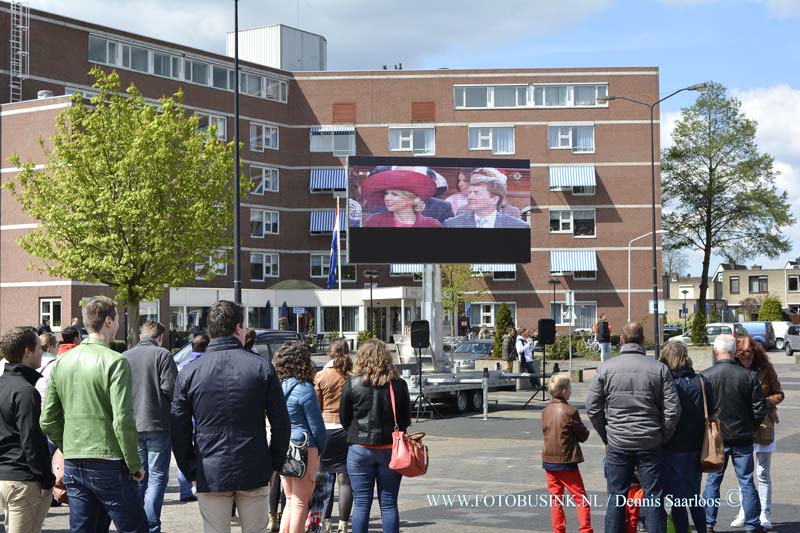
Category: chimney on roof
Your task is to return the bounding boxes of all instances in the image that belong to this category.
[752,265,762,270]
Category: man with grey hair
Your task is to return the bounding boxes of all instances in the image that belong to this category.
[443,168,528,228]
[123,321,177,533]
[702,334,768,533]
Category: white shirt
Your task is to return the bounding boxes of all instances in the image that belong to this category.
[516,336,534,363]
[474,211,498,229]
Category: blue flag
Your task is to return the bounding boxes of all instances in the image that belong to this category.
[327,205,340,289]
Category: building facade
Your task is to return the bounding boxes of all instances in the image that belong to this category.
[0,3,664,343]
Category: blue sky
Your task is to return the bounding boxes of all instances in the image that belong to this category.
[30,0,800,276]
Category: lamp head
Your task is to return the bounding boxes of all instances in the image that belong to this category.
[548,278,561,286]
[687,83,708,92]
[597,95,615,104]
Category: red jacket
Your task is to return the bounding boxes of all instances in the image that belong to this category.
[56,343,78,356]
[364,212,442,228]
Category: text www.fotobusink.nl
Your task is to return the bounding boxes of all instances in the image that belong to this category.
[425,490,745,509]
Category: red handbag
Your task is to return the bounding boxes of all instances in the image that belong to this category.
[388,381,429,477]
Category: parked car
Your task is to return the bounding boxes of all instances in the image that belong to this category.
[783,324,800,356]
[771,321,792,351]
[663,324,684,340]
[449,339,494,369]
[172,329,303,366]
[740,321,777,350]
[668,322,747,345]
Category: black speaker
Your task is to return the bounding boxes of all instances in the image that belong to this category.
[538,318,556,345]
[411,320,430,348]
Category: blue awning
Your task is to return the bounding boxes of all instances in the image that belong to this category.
[549,165,596,188]
[390,264,423,274]
[309,210,347,233]
[310,126,355,134]
[550,249,597,272]
[470,264,516,273]
[310,169,346,191]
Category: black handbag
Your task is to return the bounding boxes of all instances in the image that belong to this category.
[279,432,309,478]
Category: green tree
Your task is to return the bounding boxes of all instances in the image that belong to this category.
[661,82,792,324]
[492,303,515,358]
[4,69,242,346]
[758,296,784,321]
[441,264,486,336]
[691,310,708,345]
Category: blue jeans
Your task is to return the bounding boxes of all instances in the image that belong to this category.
[664,449,706,533]
[347,445,402,533]
[703,444,760,530]
[524,360,540,388]
[605,445,666,533]
[177,469,194,500]
[63,459,147,533]
[137,431,171,533]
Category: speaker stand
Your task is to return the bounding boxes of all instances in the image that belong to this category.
[521,344,549,408]
[411,346,440,421]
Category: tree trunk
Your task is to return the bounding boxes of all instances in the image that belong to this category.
[125,299,140,349]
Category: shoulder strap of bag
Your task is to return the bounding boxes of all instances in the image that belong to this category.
[699,376,710,419]
[389,380,399,430]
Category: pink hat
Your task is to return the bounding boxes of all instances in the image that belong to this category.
[361,169,436,205]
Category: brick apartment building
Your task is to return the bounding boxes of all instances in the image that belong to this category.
[0,2,664,344]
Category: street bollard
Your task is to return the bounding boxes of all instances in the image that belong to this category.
[482,367,489,421]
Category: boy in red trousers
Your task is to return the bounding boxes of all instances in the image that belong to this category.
[541,374,593,533]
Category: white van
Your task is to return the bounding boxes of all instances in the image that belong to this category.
[771,321,792,351]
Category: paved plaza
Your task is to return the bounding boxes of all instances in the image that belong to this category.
[13,353,800,532]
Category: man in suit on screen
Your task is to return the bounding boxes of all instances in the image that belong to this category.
[443,168,528,229]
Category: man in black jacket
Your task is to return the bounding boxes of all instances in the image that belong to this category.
[171,300,290,532]
[701,334,768,533]
[123,320,177,533]
[0,327,55,532]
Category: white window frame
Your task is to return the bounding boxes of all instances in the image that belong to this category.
[453,84,529,109]
[533,84,609,108]
[184,58,210,85]
[153,51,181,79]
[250,252,280,280]
[196,113,227,141]
[492,269,516,281]
[39,298,62,332]
[549,209,596,237]
[250,165,279,195]
[310,253,356,282]
[572,270,597,280]
[552,300,597,327]
[480,304,494,326]
[388,128,435,156]
[250,123,279,151]
[548,125,595,154]
[310,131,356,157]
[788,274,800,292]
[250,208,280,238]
[467,126,515,155]
[195,251,227,279]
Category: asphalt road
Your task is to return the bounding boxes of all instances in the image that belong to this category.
[13,352,800,532]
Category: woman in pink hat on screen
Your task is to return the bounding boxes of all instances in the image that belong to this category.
[362,169,442,228]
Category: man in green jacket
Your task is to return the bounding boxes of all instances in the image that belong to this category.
[41,296,147,533]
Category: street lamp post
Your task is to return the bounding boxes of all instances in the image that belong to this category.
[232,0,242,304]
[364,270,379,336]
[599,82,707,358]
[681,289,689,332]
[627,230,666,322]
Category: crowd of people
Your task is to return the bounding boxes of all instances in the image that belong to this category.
[0,298,786,533]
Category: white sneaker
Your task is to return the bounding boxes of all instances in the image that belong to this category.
[730,513,745,527]
[760,513,772,529]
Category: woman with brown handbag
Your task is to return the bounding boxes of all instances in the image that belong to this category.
[731,336,784,529]
[339,339,411,533]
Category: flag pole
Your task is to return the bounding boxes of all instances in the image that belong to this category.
[337,196,344,334]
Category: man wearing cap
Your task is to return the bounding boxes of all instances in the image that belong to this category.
[443,168,528,228]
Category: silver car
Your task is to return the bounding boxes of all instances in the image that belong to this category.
[668,322,747,345]
[449,339,494,369]
[784,324,800,356]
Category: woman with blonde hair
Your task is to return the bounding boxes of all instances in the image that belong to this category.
[274,341,327,533]
[731,335,784,529]
[658,341,712,533]
[308,339,354,532]
[339,339,411,533]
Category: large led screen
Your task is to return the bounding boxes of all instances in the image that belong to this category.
[347,156,531,264]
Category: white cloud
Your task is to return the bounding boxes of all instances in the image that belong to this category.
[761,0,800,17]
[28,0,614,70]
[660,110,682,151]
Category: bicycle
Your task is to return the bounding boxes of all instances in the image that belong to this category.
[576,328,602,356]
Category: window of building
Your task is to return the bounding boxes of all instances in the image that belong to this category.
[249,209,279,237]
[196,113,227,141]
[310,130,356,157]
[453,85,528,109]
[551,301,597,328]
[573,270,597,280]
[195,251,227,279]
[749,275,768,293]
[468,302,517,327]
[241,72,262,97]
[310,254,356,281]
[789,275,799,292]
[183,58,209,84]
[322,306,360,332]
[122,44,149,73]
[250,252,279,280]
[548,126,595,153]
[533,84,608,107]
[549,209,595,237]
[492,270,516,281]
[572,185,596,196]
[212,66,229,89]
[730,276,740,294]
[468,126,515,155]
[251,165,279,195]
[250,123,279,151]
[388,128,435,156]
[40,298,62,331]
[153,52,180,78]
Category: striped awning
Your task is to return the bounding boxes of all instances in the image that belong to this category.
[470,264,516,273]
[390,264,423,275]
[309,169,346,191]
[310,126,355,134]
[549,165,596,188]
[550,249,597,273]
[309,210,348,233]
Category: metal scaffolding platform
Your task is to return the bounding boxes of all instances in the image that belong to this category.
[9,1,30,103]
